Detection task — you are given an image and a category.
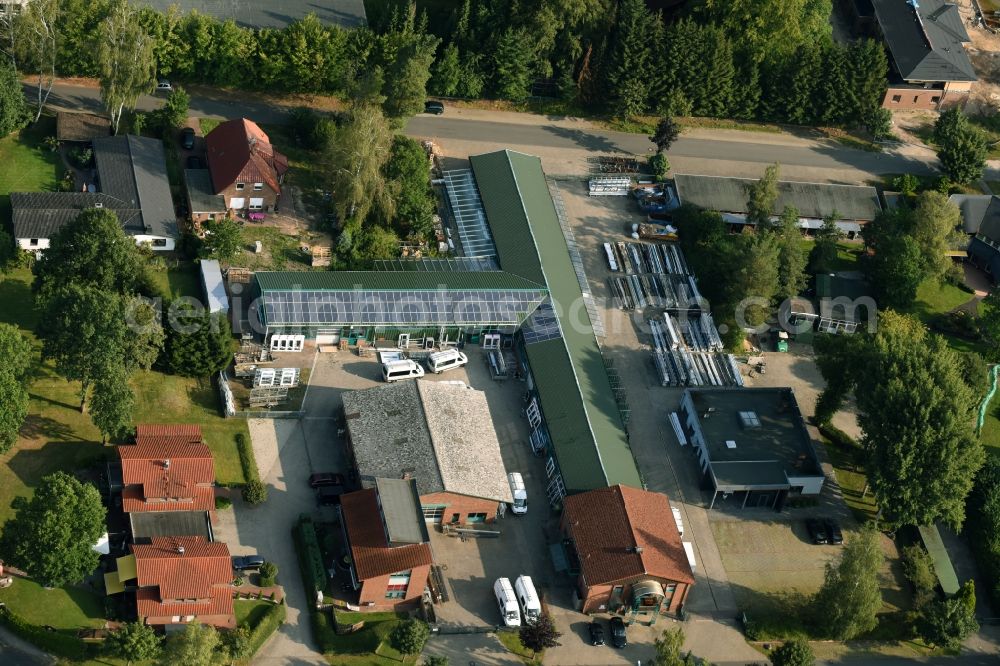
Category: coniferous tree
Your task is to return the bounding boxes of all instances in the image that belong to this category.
[602,0,656,118]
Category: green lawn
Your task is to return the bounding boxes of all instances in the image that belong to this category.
[147,259,202,300]
[798,240,863,273]
[497,630,544,664]
[237,223,313,271]
[0,578,105,631]
[199,117,222,135]
[904,279,973,322]
[235,598,274,627]
[326,610,417,665]
[821,439,879,522]
[0,117,62,227]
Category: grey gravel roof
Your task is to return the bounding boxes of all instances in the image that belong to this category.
[674,174,882,222]
[872,0,976,83]
[185,169,226,214]
[343,381,512,504]
[375,478,430,545]
[134,0,367,29]
[129,510,213,541]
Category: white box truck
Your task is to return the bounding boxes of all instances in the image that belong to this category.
[514,575,541,624]
[494,577,521,627]
[508,472,527,515]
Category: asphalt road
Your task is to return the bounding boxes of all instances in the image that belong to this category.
[34,81,937,179]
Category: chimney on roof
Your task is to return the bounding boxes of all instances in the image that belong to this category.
[176,545,185,554]
[164,459,170,470]
[627,546,644,554]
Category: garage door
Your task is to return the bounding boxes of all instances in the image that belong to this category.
[316,329,339,345]
[249,197,264,210]
[422,505,445,523]
[230,197,245,209]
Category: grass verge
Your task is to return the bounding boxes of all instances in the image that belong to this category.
[497,629,544,664]
[0,116,61,227]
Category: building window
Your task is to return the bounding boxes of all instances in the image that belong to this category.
[249,201,263,211]
[891,95,901,103]
[931,96,941,103]
[152,238,167,247]
[913,96,919,103]
[235,182,245,190]
[29,238,38,246]
[386,571,411,599]
[467,513,487,523]
[422,505,445,522]
[171,615,181,623]
[253,183,263,190]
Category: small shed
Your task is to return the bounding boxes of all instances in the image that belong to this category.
[917,524,960,597]
[56,112,111,143]
[200,259,229,314]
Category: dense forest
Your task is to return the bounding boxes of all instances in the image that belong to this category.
[13,0,887,128]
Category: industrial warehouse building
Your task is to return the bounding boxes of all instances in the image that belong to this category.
[251,150,640,502]
[678,388,825,510]
[673,174,882,237]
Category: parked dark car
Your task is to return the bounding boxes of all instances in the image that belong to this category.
[424,100,445,115]
[609,616,627,648]
[317,485,346,506]
[185,155,204,169]
[309,473,346,488]
[806,518,828,545]
[824,519,844,545]
[232,555,265,571]
[180,127,196,150]
[588,620,605,646]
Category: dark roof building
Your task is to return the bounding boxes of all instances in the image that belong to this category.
[673,174,881,235]
[949,194,1000,279]
[679,388,825,509]
[11,135,177,251]
[561,485,694,617]
[133,0,367,29]
[872,0,976,110]
[56,112,110,142]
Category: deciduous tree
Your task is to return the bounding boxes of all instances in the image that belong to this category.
[382,135,435,240]
[89,363,135,443]
[774,206,807,301]
[652,626,685,666]
[650,117,680,154]
[326,105,394,223]
[389,619,430,655]
[769,638,814,666]
[0,323,31,454]
[97,0,156,134]
[917,580,979,650]
[934,109,988,185]
[0,472,106,587]
[980,289,1000,362]
[0,58,28,136]
[200,217,243,262]
[158,622,219,666]
[219,625,251,665]
[812,522,883,639]
[910,191,963,280]
[16,0,59,122]
[518,613,561,656]
[105,621,162,666]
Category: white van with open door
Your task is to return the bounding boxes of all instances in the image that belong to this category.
[508,472,527,515]
[426,348,468,374]
[514,575,541,624]
[494,577,521,627]
[381,359,425,382]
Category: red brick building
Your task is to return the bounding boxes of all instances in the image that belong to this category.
[118,424,216,541]
[561,485,694,618]
[340,481,433,612]
[131,536,234,628]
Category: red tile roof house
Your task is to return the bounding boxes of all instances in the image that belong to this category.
[339,480,434,612]
[561,485,694,619]
[185,118,288,225]
[132,536,235,629]
[118,425,216,542]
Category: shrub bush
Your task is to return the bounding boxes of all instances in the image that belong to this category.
[0,607,88,659]
[235,433,261,484]
[215,496,232,510]
[294,516,327,595]
[259,561,278,587]
[242,480,268,505]
[389,619,430,655]
[901,544,937,609]
[245,601,286,655]
[312,609,338,654]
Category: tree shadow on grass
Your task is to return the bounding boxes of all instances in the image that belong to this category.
[6,440,106,489]
[188,378,223,414]
[0,276,35,329]
[18,414,80,441]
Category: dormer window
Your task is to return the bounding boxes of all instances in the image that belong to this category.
[235,183,245,191]
[253,183,263,191]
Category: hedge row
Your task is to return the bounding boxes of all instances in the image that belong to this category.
[312,609,339,654]
[0,607,89,660]
[246,601,287,656]
[293,516,327,596]
[235,433,260,484]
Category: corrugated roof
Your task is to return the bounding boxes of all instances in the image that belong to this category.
[200,259,229,314]
[254,270,544,292]
[564,486,694,586]
[93,135,177,240]
[132,537,231,600]
[872,0,976,82]
[340,489,433,580]
[674,174,882,221]
[134,0,367,29]
[472,150,640,493]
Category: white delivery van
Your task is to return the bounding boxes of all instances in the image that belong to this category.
[514,575,541,624]
[381,359,426,382]
[426,348,468,374]
[508,472,527,515]
[494,578,521,627]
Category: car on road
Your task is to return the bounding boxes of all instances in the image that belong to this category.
[609,616,627,648]
[424,100,444,115]
[309,473,346,488]
[317,485,346,506]
[180,127,196,150]
[156,79,172,92]
[588,620,605,646]
[185,155,204,169]
[824,519,843,545]
[232,555,265,571]
[806,518,828,545]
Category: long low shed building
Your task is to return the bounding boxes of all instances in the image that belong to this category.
[673,174,882,236]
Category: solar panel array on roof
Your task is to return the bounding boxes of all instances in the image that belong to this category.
[522,300,562,345]
[443,169,498,258]
[260,288,546,327]
[373,256,500,272]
